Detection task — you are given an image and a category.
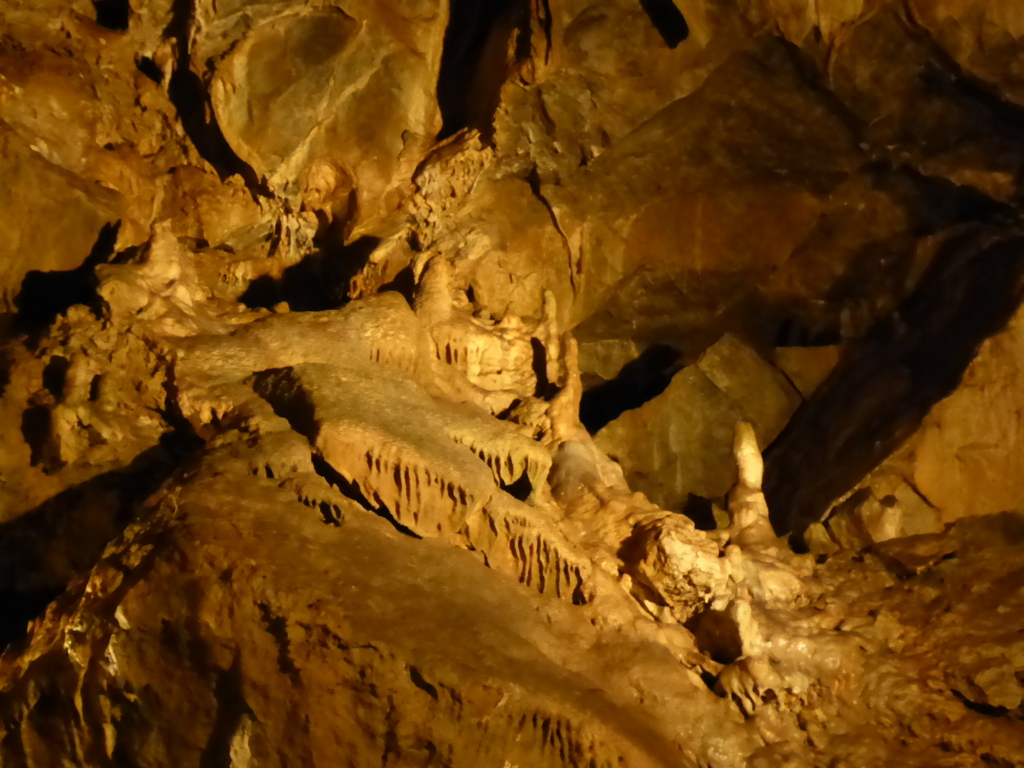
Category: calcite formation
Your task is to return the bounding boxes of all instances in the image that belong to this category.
[0,0,1023,766]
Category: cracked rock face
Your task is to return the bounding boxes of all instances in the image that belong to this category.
[1,1,1024,766]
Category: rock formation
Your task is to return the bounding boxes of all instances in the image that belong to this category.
[0,0,1023,765]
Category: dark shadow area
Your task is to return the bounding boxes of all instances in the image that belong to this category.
[685,607,743,665]
[531,337,556,399]
[311,455,370,510]
[89,374,103,402]
[239,236,380,311]
[0,435,201,651]
[639,0,689,48]
[917,34,1024,167]
[772,315,841,347]
[255,603,298,680]
[378,265,416,305]
[867,164,1017,236]
[42,356,70,401]
[764,227,1024,541]
[698,669,722,695]
[409,666,439,700]
[0,350,10,400]
[769,166,1014,349]
[310,454,421,539]
[13,222,119,342]
[0,589,63,650]
[318,500,343,527]
[21,405,58,472]
[537,0,553,62]
[580,344,681,433]
[681,494,717,530]
[951,690,1013,719]
[93,0,130,31]
[136,55,163,84]
[199,658,255,768]
[159,366,208,470]
[436,0,526,141]
[165,0,263,190]
[249,368,318,440]
[500,472,533,502]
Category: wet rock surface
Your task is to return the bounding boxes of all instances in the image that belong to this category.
[0,0,1023,765]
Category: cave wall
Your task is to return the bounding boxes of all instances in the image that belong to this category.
[0,0,1023,765]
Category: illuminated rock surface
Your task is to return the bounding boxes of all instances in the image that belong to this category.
[0,1,1023,765]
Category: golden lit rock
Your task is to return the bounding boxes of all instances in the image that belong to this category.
[0,0,1023,765]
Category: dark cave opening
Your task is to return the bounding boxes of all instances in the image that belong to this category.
[686,607,743,665]
[41,356,70,401]
[93,0,130,31]
[500,472,533,502]
[436,0,526,141]
[20,405,55,471]
[13,221,119,343]
[639,0,689,49]
[135,55,163,84]
[579,344,682,433]
[682,493,717,530]
[378,265,417,305]
[239,236,381,312]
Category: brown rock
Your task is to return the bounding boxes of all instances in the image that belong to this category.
[869,303,1024,524]
[0,448,756,768]
[908,0,1024,106]
[773,346,840,397]
[202,0,449,232]
[2,0,1024,765]
[595,334,800,509]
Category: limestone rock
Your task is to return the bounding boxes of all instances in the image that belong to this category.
[773,346,840,397]
[0,307,170,520]
[878,303,1024,524]
[595,334,800,509]
[834,299,1024,531]
[764,229,1024,537]
[907,0,1024,107]
[0,452,756,768]
[0,124,126,314]
[3,0,1024,765]
[200,0,449,232]
[577,337,640,382]
[621,514,729,622]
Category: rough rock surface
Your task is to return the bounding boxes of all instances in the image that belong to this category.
[595,335,801,510]
[861,303,1024,525]
[1,0,1023,766]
